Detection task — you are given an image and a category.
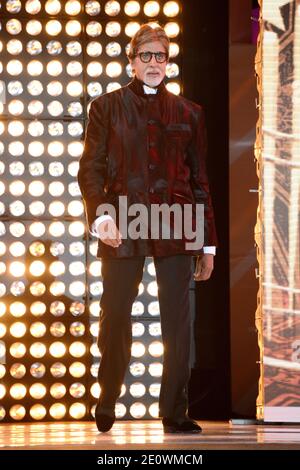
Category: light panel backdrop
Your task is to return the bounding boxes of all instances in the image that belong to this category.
[0,0,185,423]
[256,0,300,422]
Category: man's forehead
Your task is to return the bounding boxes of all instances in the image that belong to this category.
[138,41,166,52]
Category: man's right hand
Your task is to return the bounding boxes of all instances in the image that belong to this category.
[96,219,122,248]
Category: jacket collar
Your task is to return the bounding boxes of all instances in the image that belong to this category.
[127,76,167,98]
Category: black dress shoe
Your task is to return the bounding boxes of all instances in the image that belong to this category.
[95,412,115,432]
[95,405,115,432]
[162,417,202,434]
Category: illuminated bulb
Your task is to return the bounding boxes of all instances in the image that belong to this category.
[48,181,65,197]
[28,141,44,157]
[9,181,25,197]
[30,362,46,378]
[125,21,140,37]
[148,362,163,377]
[49,221,65,237]
[130,382,146,398]
[30,322,46,338]
[47,80,63,96]
[8,120,24,136]
[27,60,43,76]
[6,60,23,77]
[89,322,98,337]
[50,322,66,337]
[69,403,86,419]
[131,341,146,358]
[148,341,163,357]
[49,403,66,419]
[68,141,83,157]
[163,1,180,17]
[28,181,45,197]
[124,1,140,16]
[149,403,159,418]
[9,405,26,421]
[66,20,82,36]
[50,383,66,399]
[105,21,121,37]
[6,0,22,14]
[48,201,65,217]
[65,0,81,15]
[166,82,180,95]
[85,1,101,15]
[46,20,62,36]
[129,361,145,377]
[29,383,47,399]
[0,384,6,400]
[69,221,85,237]
[164,22,180,38]
[0,303,6,317]
[10,383,27,399]
[10,364,26,379]
[30,302,46,317]
[10,342,26,358]
[30,342,46,358]
[105,1,121,16]
[49,341,66,358]
[6,19,22,35]
[66,81,83,97]
[90,382,100,398]
[106,61,122,77]
[45,0,61,15]
[49,261,65,277]
[169,42,180,58]
[130,402,146,418]
[69,361,86,378]
[69,341,86,358]
[144,1,160,17]
[47,60,63,76]
[0,324,6,338]
[68,201,84,217]
[9,262,25,278]
[147,281,158,296]
[69,382,85,398]
[48,140,64,157]
[30,404,47,420]
[29,221,46,237]
[26,20,42,36]
[50,362,67,378]
[8,100,24,116]
[29,260,46,277]
[87,61,103,77]
[26,1,42,15]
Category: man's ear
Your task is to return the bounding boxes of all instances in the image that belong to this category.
[129,60,135,75]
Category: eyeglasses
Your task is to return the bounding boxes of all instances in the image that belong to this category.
[137,51,168,63]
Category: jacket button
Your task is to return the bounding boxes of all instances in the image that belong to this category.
[148,119,155,125]
[149,163,155,170]
[149,187,155,193]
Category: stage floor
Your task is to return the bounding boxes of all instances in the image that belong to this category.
[1,420,300,450]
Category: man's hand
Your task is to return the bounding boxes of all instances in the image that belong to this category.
[96,219,122,248]
[193,254,214,281]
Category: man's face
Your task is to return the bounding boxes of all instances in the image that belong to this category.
[130,40,168,87]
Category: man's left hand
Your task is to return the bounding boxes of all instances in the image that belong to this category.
[193,254,214,281]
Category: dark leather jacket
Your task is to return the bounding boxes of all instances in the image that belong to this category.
[78,76,217,258]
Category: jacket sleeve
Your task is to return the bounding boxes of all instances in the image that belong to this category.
[186,106,218,247]
[77,97,109,231]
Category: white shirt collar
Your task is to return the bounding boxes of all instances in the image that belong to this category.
[143,84,158,95]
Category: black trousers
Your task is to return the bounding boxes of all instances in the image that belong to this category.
[97,254,193,420]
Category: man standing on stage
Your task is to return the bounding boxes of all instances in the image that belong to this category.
[78,24,217,434]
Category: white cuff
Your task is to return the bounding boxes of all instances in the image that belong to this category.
[203,246,216,255]
[89,214,114,238]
